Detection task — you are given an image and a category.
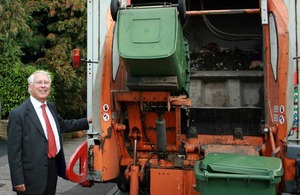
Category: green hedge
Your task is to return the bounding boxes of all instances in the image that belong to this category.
[0,65,36,118]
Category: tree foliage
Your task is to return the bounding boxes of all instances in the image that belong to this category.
[0,0,37,118]
[0,0,87,119]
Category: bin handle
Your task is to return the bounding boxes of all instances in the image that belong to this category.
[202,170,276,182]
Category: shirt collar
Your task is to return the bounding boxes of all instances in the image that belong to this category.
[30,95,47,109]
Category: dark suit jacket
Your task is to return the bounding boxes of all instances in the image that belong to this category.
[7,99,89,194]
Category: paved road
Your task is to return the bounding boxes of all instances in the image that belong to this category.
[1,137,295,195]
[0,137,125,195]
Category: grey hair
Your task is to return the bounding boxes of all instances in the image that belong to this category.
[28,70,52,94]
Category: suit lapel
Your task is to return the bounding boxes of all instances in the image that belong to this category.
[25,99,47,139]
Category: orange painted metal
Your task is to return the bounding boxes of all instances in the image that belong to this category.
[187,8,260,16]
[263,0,295,191]
[129,165,140,195]
[114,91,170,103]
[150,169,198,195]
[263,0,289,155]
[91,145,102,177]
[197,135,264,146]
[204,144,260,156]
[93,21,127,181]
[114,91,191,153]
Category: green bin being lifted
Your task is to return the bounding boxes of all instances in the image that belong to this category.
[116,6,190,94]
[194,153,283,195]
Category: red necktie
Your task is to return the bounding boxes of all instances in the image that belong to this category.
[41,104,57,158]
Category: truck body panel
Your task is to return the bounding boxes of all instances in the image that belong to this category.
[66,0,300,194]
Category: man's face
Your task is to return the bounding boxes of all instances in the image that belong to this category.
[28,73,51,103]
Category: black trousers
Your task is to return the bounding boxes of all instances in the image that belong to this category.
[18,157,58,195]
[44,157,58,195]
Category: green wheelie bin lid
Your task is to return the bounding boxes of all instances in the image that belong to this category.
[194,153,283,195]
[199,153,283,177]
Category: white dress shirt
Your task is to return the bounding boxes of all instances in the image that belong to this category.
[30,96,61,154]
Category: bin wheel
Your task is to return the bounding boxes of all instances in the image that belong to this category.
[111,0,120,21]
[178,0,186,26]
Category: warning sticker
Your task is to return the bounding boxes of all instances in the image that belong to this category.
[274,114,278,122]
[280,105,284,113]
[274,105,279,113]
[279,115,285,124]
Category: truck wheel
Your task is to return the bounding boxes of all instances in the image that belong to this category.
[111,0,120,21]
[178,0,186,25]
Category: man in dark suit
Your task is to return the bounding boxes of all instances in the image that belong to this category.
[7,70,92,195]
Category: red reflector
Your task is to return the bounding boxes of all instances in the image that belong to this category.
[73,49,81,69]
[80,180,93,187]
[294,72,298,85]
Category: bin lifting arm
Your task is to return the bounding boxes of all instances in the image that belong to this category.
[66,141,89,184]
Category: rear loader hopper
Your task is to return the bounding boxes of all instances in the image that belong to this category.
[66,0,300,194]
